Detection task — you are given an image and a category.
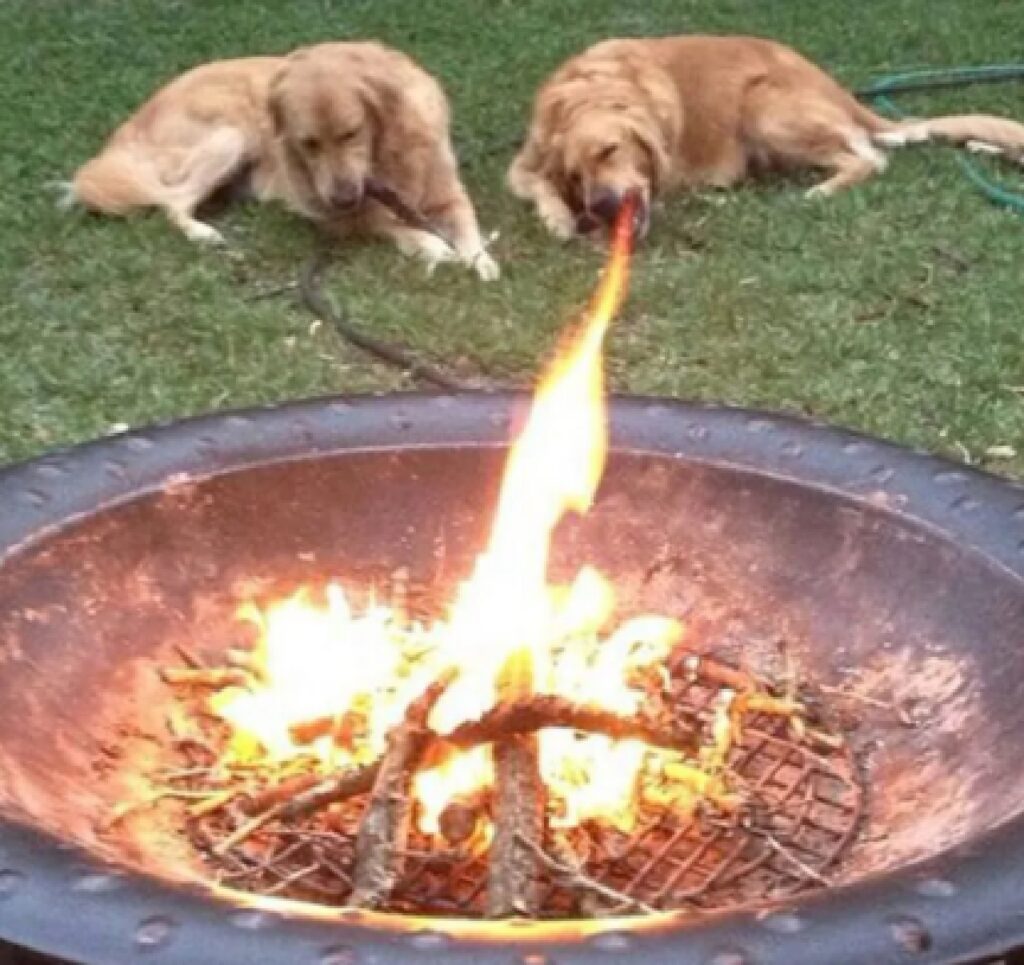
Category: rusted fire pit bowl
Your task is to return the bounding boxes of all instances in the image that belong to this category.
[1,393,1023,964]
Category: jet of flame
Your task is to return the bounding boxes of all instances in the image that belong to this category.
[213,195,687,835]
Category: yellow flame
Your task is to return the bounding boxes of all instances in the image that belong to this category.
[212,198,692,835]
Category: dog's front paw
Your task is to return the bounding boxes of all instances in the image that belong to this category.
[184,221,227,245]
[471,250,500,282]
[537,200,578,240]
[414,233,458,276]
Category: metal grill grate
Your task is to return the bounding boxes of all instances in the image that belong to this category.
[205,662,862,916]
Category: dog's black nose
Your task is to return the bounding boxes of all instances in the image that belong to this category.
[329,180,363,211]
[587,186,622,224]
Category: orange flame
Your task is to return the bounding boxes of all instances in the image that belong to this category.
[214,196,688,835]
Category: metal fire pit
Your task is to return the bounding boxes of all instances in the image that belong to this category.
[1,393,1023,964]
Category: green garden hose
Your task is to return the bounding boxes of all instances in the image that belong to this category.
[856,64,1024,214]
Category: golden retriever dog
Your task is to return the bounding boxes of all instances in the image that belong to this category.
[67,42,499,280]
[508,35,1024,238]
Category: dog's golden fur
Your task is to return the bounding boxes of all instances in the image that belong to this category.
[509,35,1024,237]
[71,42,498,279]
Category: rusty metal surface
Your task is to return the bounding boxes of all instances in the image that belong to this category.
[0,394,1022,964]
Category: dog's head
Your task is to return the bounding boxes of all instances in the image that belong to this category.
[555,106,668,237]
[538,56,680,239]
[269,48,384,215]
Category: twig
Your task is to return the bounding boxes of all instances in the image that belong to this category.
[299,243,478,391]
[672,651,769,693]
[160,666,252,689]
[265,862,321,895]
[817,683,895,712]
[348,669,458,908]
[245,280,299,302]
[364,179,457,252]
[754,830,831,886]
[516,833,656,915]
[216,762,380,855]
[104,787,230,830]
[443,696,699,756]
[173,643,206,669]
[240,773,324,816]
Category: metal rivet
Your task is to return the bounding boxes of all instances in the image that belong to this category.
[134,915,177,950]
[590,930,634,951]
[319,947,358,965]
[406,929,450,950]
[887,915,931,954]
[17,490,49,507]
[950,495,980,512]
[34,463,68,479]
[707,951,752,965]
[0,870,24,899]
[760,911,805,934]
[72,870,124,893]
[229,908,272,929]
[914,877,957,898]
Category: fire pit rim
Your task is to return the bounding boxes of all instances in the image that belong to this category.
[1,391,1024,965]
[1,391,1022,582]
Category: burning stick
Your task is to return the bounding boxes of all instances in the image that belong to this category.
[487,651,545,918]
[160,666,252,689]
[348,668,457,908]
[488,732,544,917]
[214,764,379,855]
[443,696,698,756]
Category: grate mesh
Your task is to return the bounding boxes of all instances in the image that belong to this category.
[201,660,862,916]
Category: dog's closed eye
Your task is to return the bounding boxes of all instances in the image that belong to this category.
[301,136,322,154]
[596,143,618,162]
[334,129,358,145]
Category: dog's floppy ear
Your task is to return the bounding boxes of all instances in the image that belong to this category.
[626,114,672,193]
[266,65,290,137]
[538,78,589,138]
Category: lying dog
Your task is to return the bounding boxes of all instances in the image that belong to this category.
[508,35,1024,238]
[67,42,499,279]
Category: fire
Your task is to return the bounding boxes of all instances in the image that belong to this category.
[213,196,688,836]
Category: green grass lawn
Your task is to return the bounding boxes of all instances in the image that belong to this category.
[1,0,1022,474]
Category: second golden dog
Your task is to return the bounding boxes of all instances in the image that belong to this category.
[509,35,1024,238]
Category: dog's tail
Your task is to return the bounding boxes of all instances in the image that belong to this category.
[63,148,161,215]
[856,104,1024,161]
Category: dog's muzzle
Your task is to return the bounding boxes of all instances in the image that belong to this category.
[580,187,651,241]
[328,180,364,212]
